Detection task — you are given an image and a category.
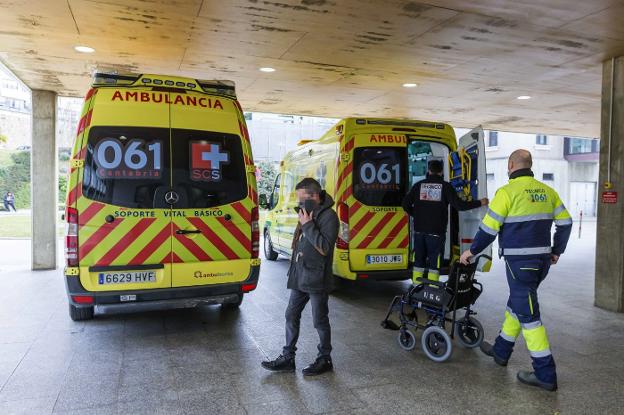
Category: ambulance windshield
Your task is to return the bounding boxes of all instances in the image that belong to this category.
[82,126,170,209]
[352,147,406,206]
[171,129,247,209]
[82,127,248,209]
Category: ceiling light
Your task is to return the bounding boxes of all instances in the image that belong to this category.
[516,95,531,100]
[259,67,276,73]
[74,45,95,53]
[402,83,418,88]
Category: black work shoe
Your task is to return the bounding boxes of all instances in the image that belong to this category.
[517,370,558,392]
[480,341,509,367]
[302,356,333,376]
[261,355,295,372]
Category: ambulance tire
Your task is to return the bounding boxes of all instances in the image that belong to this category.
[421,326,453,362]
[222,294,243,309]
[264,231,278,261]
[331,275,352,291]
[69,304,94,321]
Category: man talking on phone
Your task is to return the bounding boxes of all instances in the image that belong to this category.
[261,178,339,376]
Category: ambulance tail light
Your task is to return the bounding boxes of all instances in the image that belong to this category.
[72,295,94,304]
[65,207,79,267]
[251,207,260,258]
[242,283,257,293]
[336,202,349,250]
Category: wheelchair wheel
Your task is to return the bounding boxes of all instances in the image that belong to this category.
[421,326,452,362]
[397,329,417,351]
[455,316,484,349]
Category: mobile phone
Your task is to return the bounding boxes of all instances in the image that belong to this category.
[295,199,315,214]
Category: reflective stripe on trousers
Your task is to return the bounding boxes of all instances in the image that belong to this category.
[493,257,557,384]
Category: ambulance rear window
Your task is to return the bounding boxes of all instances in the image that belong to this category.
[82,127,170,209]
[171,129,247,208]
[353,147,406,206]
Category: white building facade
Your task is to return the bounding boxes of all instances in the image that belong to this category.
[482,131,599,219]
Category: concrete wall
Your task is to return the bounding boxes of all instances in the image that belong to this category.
[31,90,57,270]
[595,57,624,312]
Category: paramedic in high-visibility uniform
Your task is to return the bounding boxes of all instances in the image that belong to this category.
[460,149,572,392]
[402,159,488,283]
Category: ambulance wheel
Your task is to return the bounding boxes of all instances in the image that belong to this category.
[421,326,452,362]
[264,231,278,261]
[455,316,484,349]
[397,329,417,351]
[69,304,94,321]
[222,294,243,309]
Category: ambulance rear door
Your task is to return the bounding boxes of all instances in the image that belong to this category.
[169,91,253,287]
[77,87,174,291]
[455,126,492,271]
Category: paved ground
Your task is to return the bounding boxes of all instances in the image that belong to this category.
[0,221,623,414]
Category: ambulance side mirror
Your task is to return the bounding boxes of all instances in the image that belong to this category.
[259,194,269,209]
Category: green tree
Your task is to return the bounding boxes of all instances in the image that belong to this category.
[0,151,31,209]
[256,160,278,203]
[0,134,8,144]
[58,174,67,204]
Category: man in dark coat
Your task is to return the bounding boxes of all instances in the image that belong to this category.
[261,178,339,376]
[402,159,487,282]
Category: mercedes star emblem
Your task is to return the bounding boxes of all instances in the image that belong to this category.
[165,191,179,205]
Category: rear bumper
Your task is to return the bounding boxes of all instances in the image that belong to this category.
[353,269,411,281]
[64,265,260,311]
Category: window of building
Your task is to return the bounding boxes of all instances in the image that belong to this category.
[543,173,554,181]
[536,134,548,145]
[487,131,498,147]
[568,138,593,154]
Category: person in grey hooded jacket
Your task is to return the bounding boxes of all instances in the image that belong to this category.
[261,178,339,376]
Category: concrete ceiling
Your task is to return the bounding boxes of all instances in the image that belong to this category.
[2,0,624,137]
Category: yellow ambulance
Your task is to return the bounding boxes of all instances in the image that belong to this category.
[63,72,260,321]
[262,118,491,282]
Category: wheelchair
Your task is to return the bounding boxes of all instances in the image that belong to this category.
[381,261,484,362]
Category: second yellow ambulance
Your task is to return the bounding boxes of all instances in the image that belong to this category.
[262,118,491,281]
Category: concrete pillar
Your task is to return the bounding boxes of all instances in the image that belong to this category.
[595,57,624,312]
[31,90,57,270]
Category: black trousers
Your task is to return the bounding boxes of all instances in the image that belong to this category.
[283,289,331,359]
[412,231,445,281]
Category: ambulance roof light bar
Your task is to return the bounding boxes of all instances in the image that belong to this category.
[360,119,447,129]
[91,70,237,97]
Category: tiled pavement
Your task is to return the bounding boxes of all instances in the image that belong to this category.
[0,222,623,414]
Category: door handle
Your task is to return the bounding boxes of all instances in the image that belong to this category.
[176,229,201,235]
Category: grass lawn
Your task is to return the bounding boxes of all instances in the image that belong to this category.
[0,212,65,238]
[0,149,15,166]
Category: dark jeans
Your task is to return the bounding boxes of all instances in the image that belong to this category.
[4,202,15,212]
[283,289,331,359]
[412,232,445,277]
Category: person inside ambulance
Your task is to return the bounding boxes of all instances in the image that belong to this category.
[261,178,339,376]
[402,159,488,283]
[460,149,572,392]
